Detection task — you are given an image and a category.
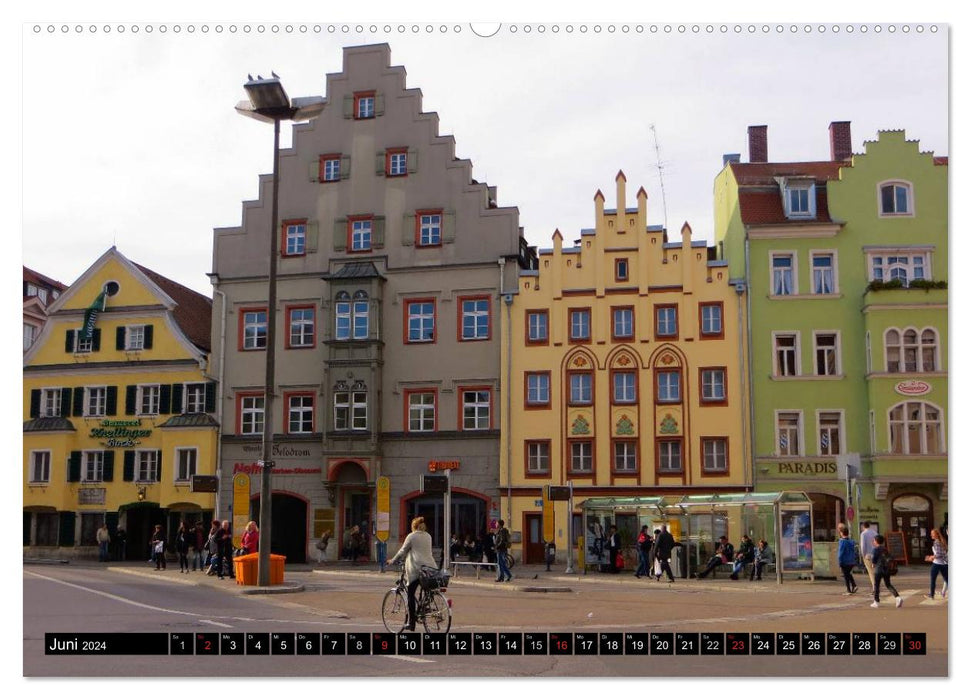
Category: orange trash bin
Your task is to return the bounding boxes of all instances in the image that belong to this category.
[270,554,286,585]
[234,553,259,586]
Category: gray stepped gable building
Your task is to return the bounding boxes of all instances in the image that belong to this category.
[210,44,532,563]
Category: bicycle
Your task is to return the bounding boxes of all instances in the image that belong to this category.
[382,565,452,634]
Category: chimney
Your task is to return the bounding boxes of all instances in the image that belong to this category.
[748,125,768,163]
[829,121,852,161]
[723,153,741,167]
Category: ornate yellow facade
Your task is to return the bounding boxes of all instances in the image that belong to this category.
[499,173,750,563]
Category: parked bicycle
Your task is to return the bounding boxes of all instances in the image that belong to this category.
[382,564,452,633]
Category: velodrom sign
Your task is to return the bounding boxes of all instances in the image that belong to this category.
[894,379,931,396]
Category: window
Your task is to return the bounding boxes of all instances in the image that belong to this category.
[460,297,490,341]
[699,303,723,338]
[656,370,681,403]
[138,385,160,415]
[125,325,146,350]
[287,306,316,348]
[615,258,629,282]
[771,254,795,296]
[879,182,912,216]
[785,184,814,217]
[612,307,634,339]
[569,309,591,342]
[814,333,839,376]
[74,328,93,353]
[774,333,798,376]
[184,383,206,413]
[657,440,683,473]
[569,372,593,405]
[287,394,315,434]
[461,389,491,430]
[40,388,62,418]
[525,441,551,475]
[889,401,943,455]
[700,368,726,403]
[818,412,842,456]
[407,391,436,432]
[655,305,678,338]
[869,253,928,286]
[776,411,802,456]
[811,254,836,294]
[30,451,51,483]
[406,300,436,343]
[239,394,265,435]
[525,372,550,407]
[136,450,159,482]
[85,386,107,417]
[321,156,341,182]
[613,441,638,473]
[349,217,372,252]
[283,221,306,256]
[175,448,197,482]
[334,390,368,431]
[387,149,408,177]
[702,438,728,473]
[23,323,36,351]
[569,441,594,474]
[526,310,548,344]
[885,328,937,373]
[82,451,104,482]
[612,371,637,404]
[417,212,442,247]
[355,92,375,119]
[241,309,268,350]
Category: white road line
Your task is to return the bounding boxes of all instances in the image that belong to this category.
[198,619,234,628]
[388,655,435,664]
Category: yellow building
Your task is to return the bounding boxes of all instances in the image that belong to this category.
[500,174,750,565]
[23,248,218,560]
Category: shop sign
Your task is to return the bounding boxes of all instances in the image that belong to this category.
[241,444,313,457]
[428,460,460,472]
[191,475,218,493]
[895,379,931,396]
[772,461,837,476]
[232,462,321,475]
[89,419,151,448]
[78,488,106,505]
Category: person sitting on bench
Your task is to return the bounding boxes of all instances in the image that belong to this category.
[730,534,755,580]
[695,536,734,579]
[751,539,773,581]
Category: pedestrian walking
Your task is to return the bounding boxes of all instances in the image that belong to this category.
[869,534,902,608]
[315,530,331,564]
[175,521,191,573]
[483,529,497,564]
[494,520,513,582]
[219,520,233,579]
[386,516,437,631]
[204,521,219,574]
[635,525,652,578]
[837,525,859,595]
[150,524,166,570]
[606,525,621,574]
[653,524,676,582]
[924,528,948,600]
[96,523,111,562]
[191,522,205,571]
[859,521,878,592]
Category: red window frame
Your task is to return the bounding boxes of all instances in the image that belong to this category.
[611,305,635,340]
[458,385,493,431]
[701,436,731,475]
[284,304,316,349]
[567,370,594,406]
[524,440,552,478]
[524,371,552,410]
[699,301,725,340]
[403,388,438,433]
[615,258,630,282]
[386,147,409,177]
[353,91,376,120]
[525,309,550,345]
[655,437,684,476]
[654,368,683,405]
[235,391,265,435]
[567,438,595,477]
[568,307,592,344]
[699,366,728,406]
[457,295,492,342]
[238,307,268,352]
[611,439,640,476]
[318,153,342,183]
[347,215,374,253]
[654,303,679,339]
[280,218,308,257]
[415,209,444,247]
[283,391,316,435]
[403,298,437,344]
[610,369,638,405]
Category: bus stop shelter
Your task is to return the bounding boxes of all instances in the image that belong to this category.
[580,491,814,584]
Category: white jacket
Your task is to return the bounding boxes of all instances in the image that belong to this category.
[390,530,437,583]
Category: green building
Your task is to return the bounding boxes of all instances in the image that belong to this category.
[715,123,947,565]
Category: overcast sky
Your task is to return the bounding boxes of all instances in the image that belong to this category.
[20,23,948,296]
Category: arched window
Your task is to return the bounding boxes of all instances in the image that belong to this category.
[885,327,937,372]
[889,401,943,455]
[879,181,913,216]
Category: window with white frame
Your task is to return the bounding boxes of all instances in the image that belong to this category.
[30,451,51,483]
[613,441,638,472]
[289,307,315,347]
[657,370,681,403]
[818,411,842,456]
[85,386,107,417]
[526,373,550,406]
[356,94,375,119]
[785,184,814,218]
[406,301,435,342]
[526,441,550,474]
[74,328,93,353]
[814,333,839,376]
[175,448,197,481]
[570,309,591,341]
[774,333,798,376]
[82,451,104,482]
[868,252,928,286]
[569,441,593,473]
[350,218,372,251]
[242,310,267,350]
[125,325,146,350]
[184,383,206,413]
[811,254,836,294]
[352,292,369,339]
[771,254,795,296]
[657,440,683,473]
[284,222,306,255]
[407,392,436,432]
[240,395,264,435]
[776,411,802,456]
[288,394,315,434]
[889,401,943,455]
[885,328,937,373]
[462,389,491,430]
[702,438,728,473]
[569,373,593,405]
[527,311,548,343]
[461,299,490,340]
[655,306,678,337]
[138,384,160,415]
[700,368,726,402]
[612,308,633,338]
[418,213,442,246]
[322,157,341,182]
[700,303,723,336]
[388,151,407,176]
[613,372,636,404]
[40,388,62,418]
[879,182,912,216]
[136,450,159,482]
[23,323,36,351]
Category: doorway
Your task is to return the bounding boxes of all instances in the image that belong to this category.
[523,513,544,564]
[252,494,308,564]
[892,494,933,564]
[122,504,165,561]
[343,490,372,561]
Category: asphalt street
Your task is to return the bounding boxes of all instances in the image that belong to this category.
[23,561,948,678]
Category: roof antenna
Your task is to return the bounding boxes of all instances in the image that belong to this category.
[649,124,669,234]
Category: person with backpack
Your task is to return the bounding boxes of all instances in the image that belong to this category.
[837,525,859,595]
[870,534,902,608]
[635,525,653,578]
[494,520,513,582]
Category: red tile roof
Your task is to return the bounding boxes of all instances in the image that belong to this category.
[933,156,948,166]
[731,161,845,226]
[23,266,67,291]
[134,263,212,352]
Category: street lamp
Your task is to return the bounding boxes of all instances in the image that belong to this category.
[237,74,324,586]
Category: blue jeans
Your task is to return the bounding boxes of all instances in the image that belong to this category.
[191,549,203,570]
[636,550,649,576]
[930,563,948,596]
[497,550,512,580]
[98,542,109,561]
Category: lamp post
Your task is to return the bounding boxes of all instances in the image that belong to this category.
[237,74,324,586]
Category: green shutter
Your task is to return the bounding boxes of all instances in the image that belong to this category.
[68,452,82,482]
[372,216,386,249]
[58,512,76,547]
[123,451,135,482]
[375,93,385,116]
[72,389,85,417]
[407,148,418,173]
[159,385,172,414]
[205,382,217,413]
[60,387,72,417]
[309,159,320,183]
[65,330,75,353]
[156,450,163,482]
[116,326,126,350]
[125,386,137,416]
[342,95,353,118]
[105,386,118,416]
[102,451,115,482]
[29,389,40,419]
[375,151,386,176]
[333,218,347,251]
[143,325,153,349]
[402,213,416,246]
[340,155,351,180]
[92,328,101,351]
[305,220,320,253]
[443,210,457,243]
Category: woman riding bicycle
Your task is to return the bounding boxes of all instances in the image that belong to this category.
[387,516,437,631]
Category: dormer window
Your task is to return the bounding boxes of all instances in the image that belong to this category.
[783,180,816,219]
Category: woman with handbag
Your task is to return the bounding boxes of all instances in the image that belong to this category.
[150,524,166,571]
[387,516,437,631]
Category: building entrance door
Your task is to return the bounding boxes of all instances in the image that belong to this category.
[252,494,308,564]
[892,494,933,564]
[343,491,372,562]
[524,513,544,564]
